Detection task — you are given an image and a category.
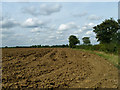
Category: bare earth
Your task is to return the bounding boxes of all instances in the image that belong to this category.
[2,48,118,89]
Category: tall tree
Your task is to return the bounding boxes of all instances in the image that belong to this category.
[68,35,80,48]
[93,18,119,44]
[117,19,120,66]
[82,37,91,45]
[117,19,120,45]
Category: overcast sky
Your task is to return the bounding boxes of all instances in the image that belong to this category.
[0,2,118,47]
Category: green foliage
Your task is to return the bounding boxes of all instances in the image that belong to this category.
[51,44,68,48]
[82,37,91,45]
[76,44,92,50]
[30,45,41,48]
[86,18,120,55]
[75,43,118,54]
[68,35,80,48]
[117,32,120,44]
[5,44,69,48]
[5,46,8,48]
[93,18,119,44]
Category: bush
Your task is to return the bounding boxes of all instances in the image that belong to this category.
[75,43,118,54]
[97,43,118,54]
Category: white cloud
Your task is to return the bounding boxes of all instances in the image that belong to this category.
[58,24,67,31]
[88,15,102,21]
[23,4,62,16]
[86,30,93,35]
[85,31,96,38]
[31,28,41,33]
[74,29,82,34]
[22,18,47,28]
[83,23,96,38]
[56,31,63,34]
[48,36,55,39]
[58,22,79,31]
[73,22,96,34]
[83,23,96,31]
[84,23,95,27]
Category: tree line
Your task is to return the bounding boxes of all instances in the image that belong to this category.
[4,44,69,48]
[69,18,120,54]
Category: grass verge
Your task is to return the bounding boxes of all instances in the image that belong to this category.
[74,49,120,69]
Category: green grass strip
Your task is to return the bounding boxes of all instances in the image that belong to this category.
[74,48,120,69]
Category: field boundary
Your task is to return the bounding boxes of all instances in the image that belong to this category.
[74,49,120,69]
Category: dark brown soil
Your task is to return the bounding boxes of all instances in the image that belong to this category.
[1,48,118,89]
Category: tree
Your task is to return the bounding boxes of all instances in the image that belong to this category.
[5,46,8,48]
[117,19,120,45]
[93,18,119,44]
[82,37,91,45]
[117,19,120,66]
[68,35,80,48]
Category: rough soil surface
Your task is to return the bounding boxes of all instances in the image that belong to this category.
[2,48,118,89]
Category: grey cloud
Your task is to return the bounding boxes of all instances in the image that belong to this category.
[73,12,88,17]
[2,29,33,47]
[1,19,19,29]
[31,24,56,34]
[1,28,15,35]
[22,4,62,16]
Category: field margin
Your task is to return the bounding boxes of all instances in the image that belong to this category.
[73,48,120,69]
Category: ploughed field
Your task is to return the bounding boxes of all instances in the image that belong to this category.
[2,48,118,88]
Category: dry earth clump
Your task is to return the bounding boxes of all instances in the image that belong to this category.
[2,48,118,89]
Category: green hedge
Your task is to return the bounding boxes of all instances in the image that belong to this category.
[75,43,119,54]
